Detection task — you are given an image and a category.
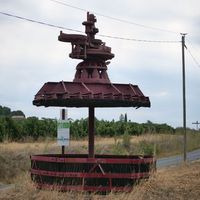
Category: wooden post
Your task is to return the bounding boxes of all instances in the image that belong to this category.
[88,106,95,158]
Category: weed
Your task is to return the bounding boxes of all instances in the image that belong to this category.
[138,140,154,155]
[122,132,131,150]
[112,141,127,155]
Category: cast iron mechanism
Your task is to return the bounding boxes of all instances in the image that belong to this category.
[58,12,114,84]
[33,12,150,108]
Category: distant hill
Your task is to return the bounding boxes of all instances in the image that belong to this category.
[0,105,25,118]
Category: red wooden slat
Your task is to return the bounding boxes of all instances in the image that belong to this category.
[30,155,154,164]
[31,168,150,179]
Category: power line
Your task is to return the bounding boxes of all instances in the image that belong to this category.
[0,11,180,44]
[0,11,84,33]
[185,46,200,68]
[49,0,179,35]
[98,34,180,43]
[186,39,200,59]
[49,0,87,12]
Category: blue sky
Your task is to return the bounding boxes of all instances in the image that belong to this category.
[0,0,200,128]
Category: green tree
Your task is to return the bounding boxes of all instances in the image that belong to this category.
[11,110,25,117]
[124,113,128,122]
[119,114,125,122]
[0,106,11,116]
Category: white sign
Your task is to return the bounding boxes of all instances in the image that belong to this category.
[57,120,70,146]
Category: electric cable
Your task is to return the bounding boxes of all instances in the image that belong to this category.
[98,34,180,43]
[185,46,200,68]
[186,39,200,58]
[49,0,179,35]
[0,11,84,33]
[0,11,180,44]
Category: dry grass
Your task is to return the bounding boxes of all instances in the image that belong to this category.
[138,161,200,200]
[1,160,200,200]
[1,133,200,184]
[0,136,200,199]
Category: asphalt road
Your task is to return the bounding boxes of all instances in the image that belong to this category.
[157,149,200,168]
[0,183,15,191]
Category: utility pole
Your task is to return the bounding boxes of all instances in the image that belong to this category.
[192,121,200,130]
[181,33,187,162]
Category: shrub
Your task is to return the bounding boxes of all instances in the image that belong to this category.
[138,140,154,155]
[122,132,131,150]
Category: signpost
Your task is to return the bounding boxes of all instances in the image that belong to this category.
[57,109,70,154]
